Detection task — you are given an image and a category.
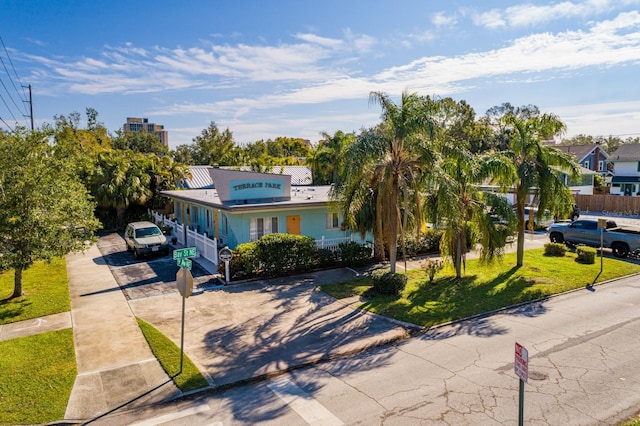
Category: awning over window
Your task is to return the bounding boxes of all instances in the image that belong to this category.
[611,176,640,183]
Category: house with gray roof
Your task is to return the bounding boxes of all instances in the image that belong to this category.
[608,144,640,196]
[555,143,610,177]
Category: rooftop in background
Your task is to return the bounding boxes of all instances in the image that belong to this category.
[609,144,640,161]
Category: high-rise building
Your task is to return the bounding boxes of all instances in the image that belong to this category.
[123,117,169,147]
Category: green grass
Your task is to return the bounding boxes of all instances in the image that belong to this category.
[0,329,76,425]
[321,249,640,328]
[136,318,210,392]
[0,258,71,324]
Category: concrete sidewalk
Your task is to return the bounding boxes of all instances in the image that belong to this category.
[64,244,180,422]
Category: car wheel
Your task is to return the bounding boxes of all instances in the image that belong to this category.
[550,233,564,243]
[612,243,629,258]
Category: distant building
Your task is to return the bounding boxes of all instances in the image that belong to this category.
[123,117,169,147]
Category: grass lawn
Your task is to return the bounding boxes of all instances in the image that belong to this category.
[321,248,640,328]
[136,318,210,393]
[0,329,76,425]
[0,257,70,324]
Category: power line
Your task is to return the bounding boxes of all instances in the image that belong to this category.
[0,116,14,132]
[0,36,29,115]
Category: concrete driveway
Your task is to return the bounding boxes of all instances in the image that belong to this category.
[97,232,409,389]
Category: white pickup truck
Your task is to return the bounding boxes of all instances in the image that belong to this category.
[548,219,640,258]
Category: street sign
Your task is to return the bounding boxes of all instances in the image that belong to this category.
[176,267,194,298]
[219,247,233,262]
[176,258,192,270]
[173,246,197,260]
[515,342,528,383]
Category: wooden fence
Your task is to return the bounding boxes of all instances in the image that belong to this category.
[575,194,640,216]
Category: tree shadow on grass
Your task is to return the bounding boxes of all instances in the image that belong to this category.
[0,296,32,324]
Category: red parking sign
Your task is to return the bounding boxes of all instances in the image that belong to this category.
[515,342,528,382]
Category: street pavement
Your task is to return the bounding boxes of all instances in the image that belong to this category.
[0,228,581,424]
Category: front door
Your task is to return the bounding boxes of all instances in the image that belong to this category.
[287,215,300,235]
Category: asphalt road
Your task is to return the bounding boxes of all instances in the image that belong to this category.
[96,232,218,300]
[99,268,640,425]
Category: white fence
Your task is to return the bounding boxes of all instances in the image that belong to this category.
[316,236,353,251]
[151,211,218,266]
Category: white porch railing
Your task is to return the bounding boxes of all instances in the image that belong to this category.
[316,235,354,251]
[151,211,218,266]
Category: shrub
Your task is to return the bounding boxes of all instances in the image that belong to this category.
[397,229,443,257]
[372,269,407,296]
[576,246,596,264]
[338,241,372,266]
[255,233,317,276]
[219,242,258,279]
[544,242,567,257]
[316,248,338,268]
[422,257,444,283]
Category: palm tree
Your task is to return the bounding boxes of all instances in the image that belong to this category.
[308,130,355,185]
[332,91,438,273]
[500,108,580,266]
[436,142,516,278]
[90,151,152,226]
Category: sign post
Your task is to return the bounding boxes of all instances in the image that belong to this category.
[598,218,607,274]
[219,247,233,284]
[173,246,196,374]
[515,342,528,426]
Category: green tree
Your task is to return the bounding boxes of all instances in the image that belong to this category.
[436,143,516,278]
[332,91,438,273]
[497,106,580,266]
[308,130,355,185]
[89,150,152,226]
[0,128,100,298]
[191,122,236,165]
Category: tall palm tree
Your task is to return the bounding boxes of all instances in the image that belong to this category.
[501,109,580,266]
[332,91,438,273]
[436,142,516,278]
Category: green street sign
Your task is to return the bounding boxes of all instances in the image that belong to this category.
[173,247,197,260]
[176,258,192,270]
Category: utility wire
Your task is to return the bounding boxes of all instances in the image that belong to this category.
[0,116,14,132]
[0,36,29,114]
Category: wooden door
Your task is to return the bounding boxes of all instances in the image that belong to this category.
[286,215,300,235]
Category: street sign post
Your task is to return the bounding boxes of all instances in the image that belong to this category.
[219,247,233,284]
[598,218,607,274]
[173,247,197,260]
[176,267,194,374]
[515,342,528,426]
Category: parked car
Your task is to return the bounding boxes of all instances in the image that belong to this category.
[548,219,640,258]
[124,221,170,259]
[521,207,554,230]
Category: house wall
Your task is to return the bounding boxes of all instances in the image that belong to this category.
[171,200,363,249]
[612,161,639,176]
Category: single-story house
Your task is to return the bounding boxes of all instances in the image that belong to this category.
[608,144,640,196]
[162,167,365,249]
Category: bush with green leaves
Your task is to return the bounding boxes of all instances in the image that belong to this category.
[397,229,443,257]
[372,269,407,295]
[576,246,596,264]
[255,233,317,276]
[544,242,567,257]
[338,241,372,266]
[317,248,338,268]
[219,242,259,279]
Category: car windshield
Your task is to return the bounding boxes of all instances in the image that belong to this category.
[135,227,161,238]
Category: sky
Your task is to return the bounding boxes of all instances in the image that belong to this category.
[1,0,640,149]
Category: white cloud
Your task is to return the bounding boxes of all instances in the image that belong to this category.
[432,11,457,27]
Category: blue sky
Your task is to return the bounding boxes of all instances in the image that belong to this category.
[1,0,640,149]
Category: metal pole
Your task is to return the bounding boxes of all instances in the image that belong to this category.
[179,294,185,374]
[600,227,604,274]
[519,378,525,426]
[28,84,33,130]
[225,260,230,284]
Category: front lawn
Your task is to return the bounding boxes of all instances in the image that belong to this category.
[0,329,76,425]
[0,258,70,324]
[321,249,640,327]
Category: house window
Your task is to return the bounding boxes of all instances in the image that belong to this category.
[583,160,590,169]
[598,160,604,171]
[250,217,278,240]
[327,212,339,229]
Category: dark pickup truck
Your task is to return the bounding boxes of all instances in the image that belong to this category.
[548,219,640,258]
